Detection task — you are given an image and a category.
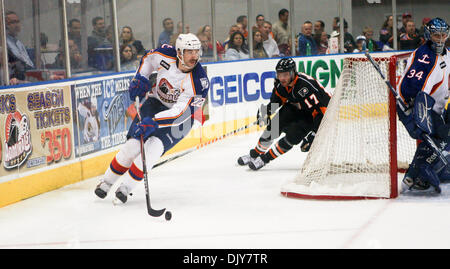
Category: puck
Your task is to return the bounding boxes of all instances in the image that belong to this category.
[165,211,172,221]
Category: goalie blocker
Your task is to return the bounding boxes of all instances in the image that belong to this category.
[237,57,330,170]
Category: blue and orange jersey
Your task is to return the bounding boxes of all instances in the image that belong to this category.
[398,41,449,113]
[134,44,209,127]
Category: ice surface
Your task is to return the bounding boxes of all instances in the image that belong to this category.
[0,132,449,249]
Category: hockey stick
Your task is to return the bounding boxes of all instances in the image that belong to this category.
[135,96,166,217]
[364,50,449,168]
[153,118,260,169]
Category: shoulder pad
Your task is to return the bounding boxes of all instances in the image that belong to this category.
[149,45,177,59]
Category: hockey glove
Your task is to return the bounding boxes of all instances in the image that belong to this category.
[257,104,271,127]
[129,73,151,102]
[300,131,315,152]
[132,117,159,140]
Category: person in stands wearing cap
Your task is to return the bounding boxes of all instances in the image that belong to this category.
[419,17,432,39]
[399,19,424,50]
[400,12,419,36]
[353,35,366,53]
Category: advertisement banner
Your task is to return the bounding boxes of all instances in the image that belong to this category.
[0,85,74,177]
[72,75,134,157]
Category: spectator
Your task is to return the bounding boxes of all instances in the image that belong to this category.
[260,21,280,58]
[158,18,174,47]
[196,25,224,58]
[236,15,248,38]
[252,14,265,32]
[92,25,114,71]
[335,18,356,50]
[332,17,339,31]
[399,20,423,50]
[418,17,431,39]
[51,39,82,69]
[380,15,394,49]
[224,31,249,61]
[353,35,366,53]
[313,20,325,46]
[120,44,138,71]
[5,11,34,85]
[198,33,213,61]
[170,21,190,46]
[236,23,245,36]
[317,31,329,55]
[252,29,268,59]
[272,9,290,48]
[297,21,318,56]
[68,18,82,52]
[399,13,419,36]
[120,26,145,57]
[363,26,381,52]
[88,16,107,67]
[223,24,240,50]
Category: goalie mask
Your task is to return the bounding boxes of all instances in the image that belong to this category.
[175,33,202,70]
[424,17,449,55]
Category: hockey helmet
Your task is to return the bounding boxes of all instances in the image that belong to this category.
[176,33,202,69]
[275,57,296,74]
[424,17,449,54]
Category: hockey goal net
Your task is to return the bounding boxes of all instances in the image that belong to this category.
[281,53,415,199]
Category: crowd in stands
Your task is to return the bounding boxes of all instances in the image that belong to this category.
[4,8,450,85]
[152,11,445,62]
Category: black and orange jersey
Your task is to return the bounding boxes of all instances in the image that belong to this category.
[269,72,331,131]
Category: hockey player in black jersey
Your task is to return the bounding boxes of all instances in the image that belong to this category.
[238,57,331,170]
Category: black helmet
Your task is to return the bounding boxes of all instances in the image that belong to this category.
[276,58,296,74]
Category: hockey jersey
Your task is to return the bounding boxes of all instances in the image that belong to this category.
[398,41,450,114]
[135,45,209,127]
[270,72,331,131]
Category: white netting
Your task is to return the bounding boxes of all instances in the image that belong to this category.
[282,55,416,199]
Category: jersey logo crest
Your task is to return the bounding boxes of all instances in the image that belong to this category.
[157,78,183,103]
[298,87,309,97]
[440,61,446,69]
[417,54,431,64]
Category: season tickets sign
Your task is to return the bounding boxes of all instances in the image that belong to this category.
[71,75,134,157]
[0,85,74,176]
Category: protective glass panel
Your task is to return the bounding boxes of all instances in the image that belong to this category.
[66,0,117,76]
[5,0,65,84]
[116,0,151,71]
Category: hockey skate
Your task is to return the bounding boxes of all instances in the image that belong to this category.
[115,185,132,204]
[249,156,266,171]
[237,154,254,166]
[94,180,113,199]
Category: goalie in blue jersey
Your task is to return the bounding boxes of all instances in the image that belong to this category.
[397,18,450,193]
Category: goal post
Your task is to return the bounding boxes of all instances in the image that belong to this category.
[281,53,415,200]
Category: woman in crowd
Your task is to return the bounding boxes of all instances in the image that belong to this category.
[224,31,249,60]
[380,15,394,49]
[120,44,138,71]
[120,26,145,57]
[252,30,268,58]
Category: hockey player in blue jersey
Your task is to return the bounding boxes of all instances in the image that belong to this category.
[397,18,450,193]
[94,33,209,203]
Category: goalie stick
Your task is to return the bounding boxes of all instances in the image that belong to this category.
[364,50,449,170]
[135,96,166,217]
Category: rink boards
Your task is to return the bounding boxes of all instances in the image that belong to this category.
[0,51,416,208]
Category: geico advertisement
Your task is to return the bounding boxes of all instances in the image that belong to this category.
[203,54,348,125]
